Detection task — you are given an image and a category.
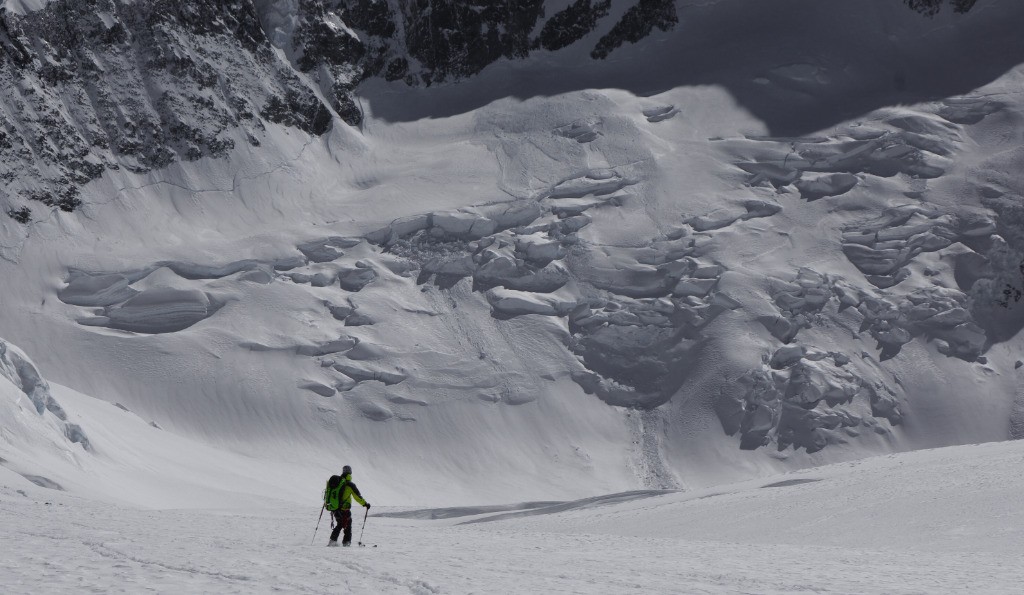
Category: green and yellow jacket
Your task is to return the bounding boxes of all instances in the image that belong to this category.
[324,472,367,511]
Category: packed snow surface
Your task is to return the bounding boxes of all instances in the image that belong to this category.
[2,439,1022,594]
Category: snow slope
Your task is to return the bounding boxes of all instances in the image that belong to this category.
[0,337,320,507]
[2,439,1022,594]
[1,0,1024,509]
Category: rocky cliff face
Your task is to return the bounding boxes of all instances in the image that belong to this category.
[0,0,678,221]
[0,0,321,215]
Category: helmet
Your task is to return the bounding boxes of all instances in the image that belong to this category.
[342,465,352,475]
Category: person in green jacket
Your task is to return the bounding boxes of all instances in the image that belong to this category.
[325,465,370,547]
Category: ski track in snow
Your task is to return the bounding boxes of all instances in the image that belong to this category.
[5,503,1018,594]
[1,501,1018,595]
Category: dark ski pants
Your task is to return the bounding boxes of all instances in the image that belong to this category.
[330,509,352,544]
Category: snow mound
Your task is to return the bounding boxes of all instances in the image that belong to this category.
[642,105,678,122]
[83,287,217,334]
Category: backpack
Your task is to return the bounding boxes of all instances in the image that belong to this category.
[324,475,346,511]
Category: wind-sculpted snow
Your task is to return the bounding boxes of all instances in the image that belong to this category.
[716,252,998,451]
[553,118,602,143]
[287,261,378,291]
[686,199,782,232]
[841,204,993,288]
[172,81,1015,460]
[61,268,227,334]
[296,236,361,263]
[642,104,678,123]
[56,242,378,335]
[963,148,1024,343]
[758,269,833,344]
[364,168,742,410]
[54,236,414,410]
[794,173,858,201]
[81,288,218,335]
[762,267,987,363]
[721,116,957,198]
[58,273,139,307]
[0,338,66,422]
[0,336,90,487]
[718,345,900,453]
[643,93,1015,450]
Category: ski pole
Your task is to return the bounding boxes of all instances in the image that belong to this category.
[357,507,369,546]
[311,504,325,545]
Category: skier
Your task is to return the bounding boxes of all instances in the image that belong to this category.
[323,465,370,547]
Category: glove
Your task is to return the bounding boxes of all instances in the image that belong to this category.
[365,502,371,509]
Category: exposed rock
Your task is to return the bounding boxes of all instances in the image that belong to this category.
[591,0,678,60]
[0,1,681,214]
[538,0,611,52]
[0,0,339,214]
[399,0,544,84]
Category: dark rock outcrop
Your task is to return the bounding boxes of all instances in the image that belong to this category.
[538,0,611,52]
[0,0,682,216]
[0,0,339,216]
[591,0,678,59]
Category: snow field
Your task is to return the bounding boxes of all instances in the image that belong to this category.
[3,438,1023,594]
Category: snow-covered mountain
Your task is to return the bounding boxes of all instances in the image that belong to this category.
[2,0,1024,509]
